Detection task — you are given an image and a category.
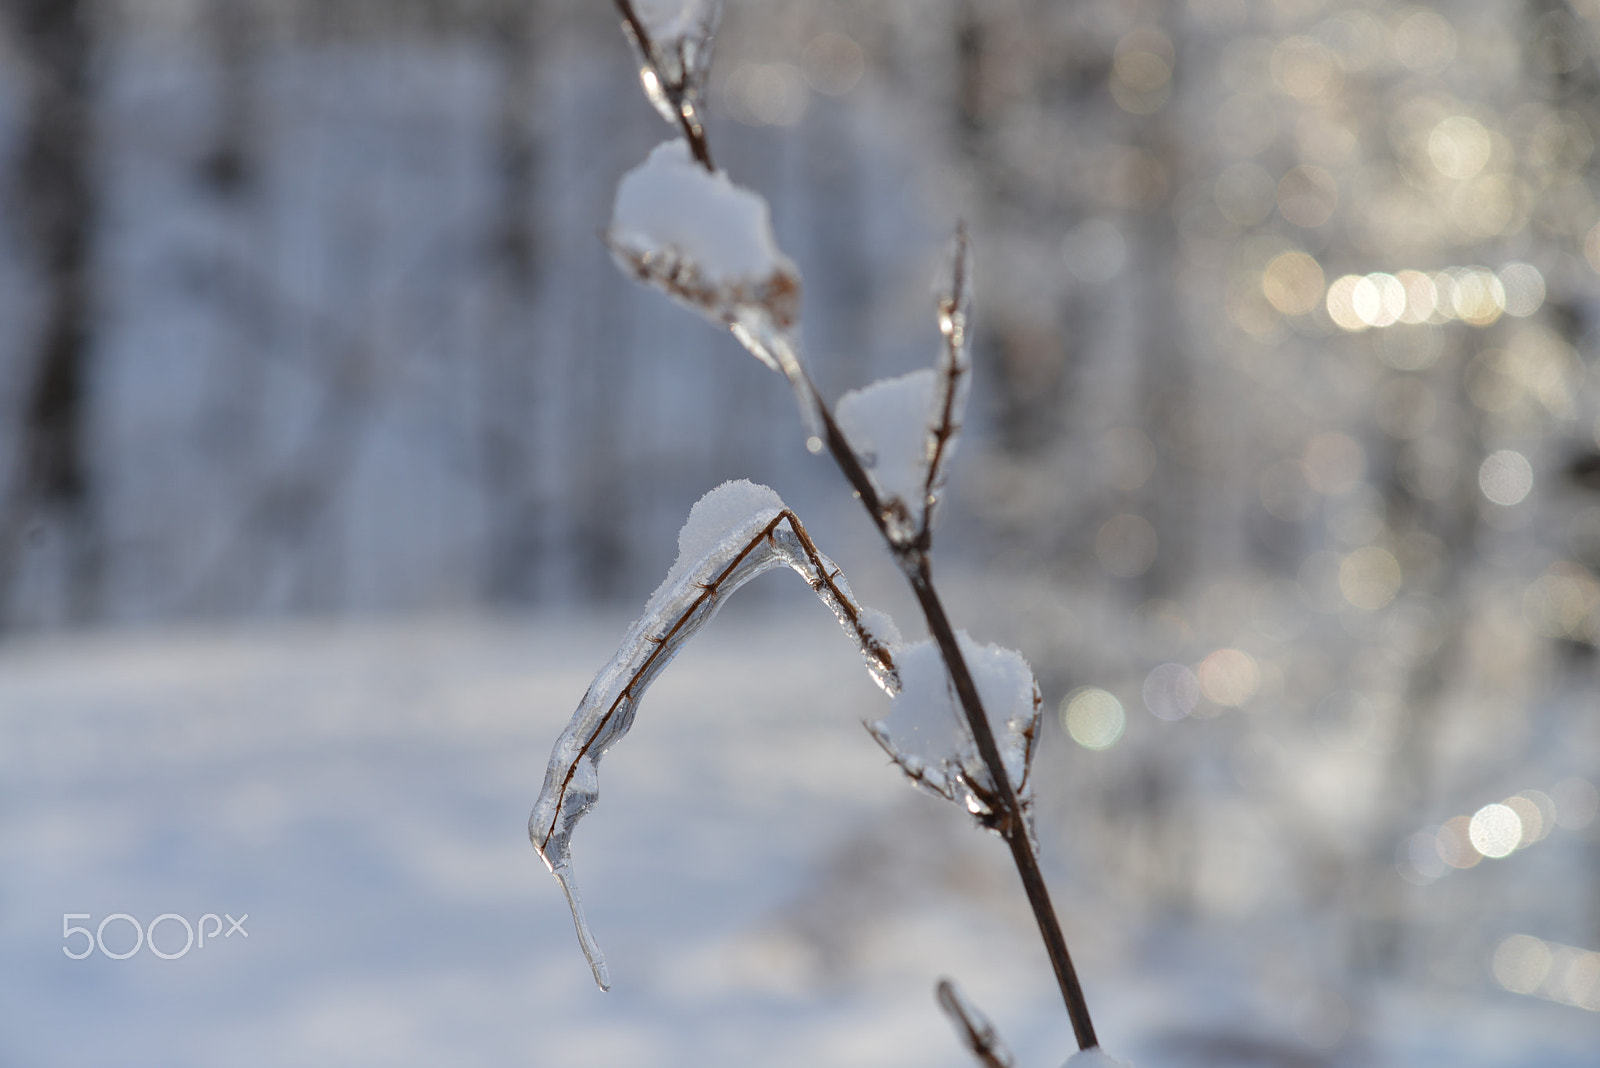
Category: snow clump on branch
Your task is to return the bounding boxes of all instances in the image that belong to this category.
[608,139,801,340]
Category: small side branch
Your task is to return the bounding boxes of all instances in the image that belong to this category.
[936,978,1016,1068]
[917,222,972,551]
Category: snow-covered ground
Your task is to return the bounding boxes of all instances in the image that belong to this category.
[2,611,1598,1067]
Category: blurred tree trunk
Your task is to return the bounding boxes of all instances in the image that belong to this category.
[478,0,546,604]
[0,0,100,626]
[199,0,260,196]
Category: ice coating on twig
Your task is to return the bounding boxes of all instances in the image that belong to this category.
[616,0,720,129]
[633,0,716,43]
[832,227,972,548]
[924,224,973,542]
[836,370,939,542]
[868,632,1040,828]
[655,478,784,594]
[611,140,793,297]
[529,481,899,988]
[608,139,816,432]
[936,977,1016,1068]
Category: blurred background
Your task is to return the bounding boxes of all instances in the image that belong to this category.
[3,0,1600,1065]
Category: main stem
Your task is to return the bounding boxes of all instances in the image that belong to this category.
[908,566,1098,1052]
[812,396,1099,1050]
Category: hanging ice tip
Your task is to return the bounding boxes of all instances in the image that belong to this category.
[555,867,612,992]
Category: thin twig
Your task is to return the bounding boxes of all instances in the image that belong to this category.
[917,222,970,552]
[812,347,1098,1048]
[909,563,1099,1050]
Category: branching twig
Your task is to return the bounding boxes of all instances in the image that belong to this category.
[598,5,1100,1051]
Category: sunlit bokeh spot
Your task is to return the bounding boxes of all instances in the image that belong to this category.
[1586,222,1600,274]
[1525,562,1600,641]
[1437,815,1481,868]
[1061,688,1126,750]
[1393,8,1457,74]
[1352,273,1406,327]
[724,62,807,126]
[1495,935,1554,995]
[1198,648,1260,707]
[800,32,864,97]
[1429,115,1492,180]
[1519,790,1558,842]
[1316,263,1436,324]
[1114,27,1174,92]
[1302,432,1365,495]
[1469,803,1523,858]
[1261,251,1325,315]
[1478,449,1533,506]
[1504,794,1545,845]
[1318,9,1386,72]
[1553,776,1600,830]
[1271,35,1339,100]
[1111,27,1174,114]
[1562,950,1600,1010]
[1143,662,1201,721]
[1498,262,1546,317]
[1325,274,1367,331]
[1338,546,1401,610]
[1403,830,1448,882]
[1096,513,1159,578]
[1394,269,1438,324]
[1449,266,1506,325]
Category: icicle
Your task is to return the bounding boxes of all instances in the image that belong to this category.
[529,481,899,985]
[608,140,817,438]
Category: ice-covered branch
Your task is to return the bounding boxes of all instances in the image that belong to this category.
[596,11,1100,1051]
[936,978,1016,1068]
[921,223,973,548]
[607,139,817,432]
[528,480,897,989]
[869,634,1040,830]
[613,0,720,168]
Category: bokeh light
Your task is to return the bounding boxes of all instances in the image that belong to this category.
[1339,547,1402,610]
[1198,648,1260,708]
[1468,803,1523,858]
[1143,662,1201,721]
[1478,450,1534,506]
[1061,688,1126,751]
